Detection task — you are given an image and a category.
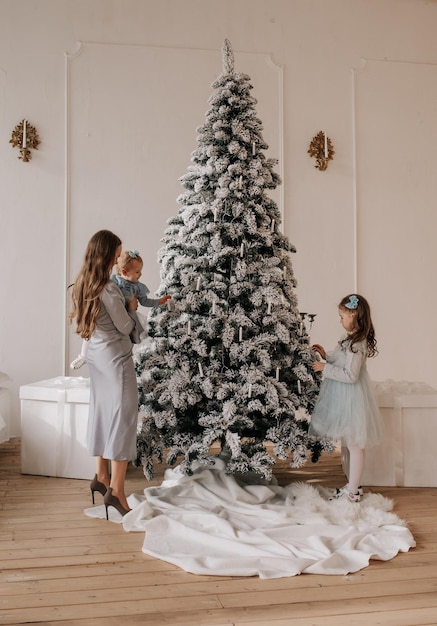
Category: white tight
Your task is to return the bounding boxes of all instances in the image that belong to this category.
[346,445,365,494]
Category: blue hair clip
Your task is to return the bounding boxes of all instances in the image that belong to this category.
[345,295,359,310]
[129,250,139,259]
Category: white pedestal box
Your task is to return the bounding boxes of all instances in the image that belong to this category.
[342,381,437,488]
[0,387,11,443]
[0,370,12,443]
[20,377,95,479]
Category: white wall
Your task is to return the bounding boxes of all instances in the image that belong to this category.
[1,0,437,435]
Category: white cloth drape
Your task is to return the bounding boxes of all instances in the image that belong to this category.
[85,458,415,578]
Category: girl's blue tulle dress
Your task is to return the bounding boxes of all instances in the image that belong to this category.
[309,338,384,448]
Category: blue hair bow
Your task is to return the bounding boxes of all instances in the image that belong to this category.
[345,295,359,310]
[129,250,139,259]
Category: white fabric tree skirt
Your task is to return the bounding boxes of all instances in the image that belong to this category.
[84,458,415,578]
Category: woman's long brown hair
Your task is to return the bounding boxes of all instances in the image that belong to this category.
[69,230,122,339]
[339,293,378,358]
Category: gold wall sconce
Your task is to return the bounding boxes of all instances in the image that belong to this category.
[10,119,40,162]
[308,131,334,171]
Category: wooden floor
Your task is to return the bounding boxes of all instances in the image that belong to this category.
[1,439,436,626]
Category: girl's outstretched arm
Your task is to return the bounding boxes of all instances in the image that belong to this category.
[312,344,326,359]
[323,348,365,383]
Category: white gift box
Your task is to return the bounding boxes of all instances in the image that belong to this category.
[20,376,95,479]
[343,380,437,487]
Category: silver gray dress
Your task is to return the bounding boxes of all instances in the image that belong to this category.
[86,281,140,461]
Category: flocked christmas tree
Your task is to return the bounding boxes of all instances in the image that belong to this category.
[134,40,333,481]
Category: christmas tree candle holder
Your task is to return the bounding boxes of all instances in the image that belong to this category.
[308,131,334,171]
[10,119,40,162]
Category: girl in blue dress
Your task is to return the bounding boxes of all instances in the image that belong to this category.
[309,294,383,502]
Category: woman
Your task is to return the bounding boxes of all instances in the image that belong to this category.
[69,229,140,517]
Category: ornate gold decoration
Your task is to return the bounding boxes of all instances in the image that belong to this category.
[9,119,40,162]
[308,131,334,171]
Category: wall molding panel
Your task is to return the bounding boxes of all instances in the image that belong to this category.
[64,42,284,371]
[353,58,437,383]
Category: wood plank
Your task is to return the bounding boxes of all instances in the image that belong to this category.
[1,575,437,614]
[25,608,437,626]
[2,592,437,626]
[2,562,437,597]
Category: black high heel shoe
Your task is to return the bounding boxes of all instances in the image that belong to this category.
[103,488,130,519]
[90,474,108,504]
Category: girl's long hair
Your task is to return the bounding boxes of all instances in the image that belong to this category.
[69,230,122,339]
[339,293,378,358]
